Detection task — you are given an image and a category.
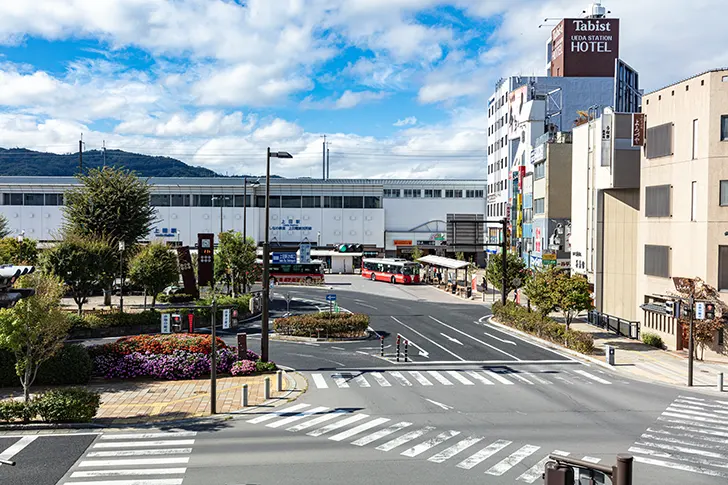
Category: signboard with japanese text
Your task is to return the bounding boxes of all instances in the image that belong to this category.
[161,313,171,334]
[272,252,297,264]
[271,218,313,231]
[222,309,231,329]
[632,113,646,147]
[298,243,312,264]
[175,246,198,297]
[197,234,214,286]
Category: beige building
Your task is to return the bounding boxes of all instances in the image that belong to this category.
[636,69,728,357]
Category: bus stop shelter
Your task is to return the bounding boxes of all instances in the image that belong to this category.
[417,255,472,296]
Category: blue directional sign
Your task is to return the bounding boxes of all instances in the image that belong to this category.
[272,252,297,264]
[326,294,337,302]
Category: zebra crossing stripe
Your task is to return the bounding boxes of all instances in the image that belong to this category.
[456,440,512,470]
[70,469,187,478]
[485,444,541,476]
[446,371,474,385]
[675,399,728,411]
[573,369,612,385]
[307,414,369,437]
[376,427,436,452]
[483,370,514,385]
[665,408,728,425]
[401,430,460,457]
[351,373,371,388]
[100,432,196,440]
[517,450,570,483]
[427,371,453,386]
[658,416,728,434]
[409,371,433,386]
[633,456,728,479]
[628,445,728,471]
[505,371,533,385]
[671,403,728,416]
[465,371,494,385]
[267,406,330,429]
[370,372,391,387]
[522,371,551,385]
[247,403,310,424]
[65,480,183,485]
[79,457,190,467]
[329,417,391,442]
[634,440,728,460]
[641,432,728,451]
[428,437,484,463]
[87,449,192,457]
[286,410,350,432]
[92,440,195,449]
[651,426,728,444]
[311,373,328,388]
[351,422,413,447]
[389,371,412,386]
[332,374,350,388]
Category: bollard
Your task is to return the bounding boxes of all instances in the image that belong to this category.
[277,370,284,392]
[264,377,271,399]
[615,454,633,485]
[719,372,724,392]
[380,336,384,357]
[242,383,249,407]
[396,335,401,362]
[404,340,409,362]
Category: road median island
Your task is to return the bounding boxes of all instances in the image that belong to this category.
[492,301,594,355]
[272,312,371,341]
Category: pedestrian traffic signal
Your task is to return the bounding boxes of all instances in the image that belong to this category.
[0,265,36,309]
[706,303,716,320]
[665,300,675,316]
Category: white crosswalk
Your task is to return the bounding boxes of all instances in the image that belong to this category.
[61,431,195,485]
[309,367,612,390]
[629,395,728,479]
[242,401,602,483]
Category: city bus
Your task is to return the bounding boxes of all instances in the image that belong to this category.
[361,258,420,284]
[255,260,325,285]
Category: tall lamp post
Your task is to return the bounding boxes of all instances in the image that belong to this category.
[243,177,260,293]
[212,196,230,235]
[261,148,293,363]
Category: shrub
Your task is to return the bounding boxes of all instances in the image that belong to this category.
[231,360,257,376]
[255,360,278,373]
[35,345,93,385]
[35,388,100,423]
[92,348,237,380]
[642,332,664,349]
[69,310,161,329]
[157,293,195,304]
[0,350,17,387]
[273,312,369,338]
[195,294,253,320]
[89,334,227,357]
[0,399,35,423]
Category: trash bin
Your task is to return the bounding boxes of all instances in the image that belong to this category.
[605,345,615,366]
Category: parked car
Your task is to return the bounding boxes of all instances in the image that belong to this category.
[162,285,185,296]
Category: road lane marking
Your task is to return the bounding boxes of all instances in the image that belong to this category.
[573,369,612,385]
[87,449,192,457]
[376,427,435,452]
[401,430,460,457]
[440,333,464,345]
[0,436,37,462]
[483,370,514,385]
[633,456,728,478]
[427,371,453,386]
[483,331,517,345]
[642,431,728,450]
[331,373,350,388]
[351,373,371,388]
[428,316,520,361]
[675,399,728,411]
[650,427,728,444]
[331,346,345,351]
[671,403,728,416]
[311,373,328,388]
[93,440,195,449]
[71,469,187,478]
[447,371,474,385]
[424,398,453,410]
[389,371,413,386]
[370,372,391,387]
[521,371,551,384]
[485,444,541,476]
[634,440,728,460]
[79,457,190,467]
[66,480,183,485]
[504,371,533,385]
[456,440,512,470]
[665,408,728,425]
[286,410,350,432]
[307,414,369,437]
[329,417,391,442]
[657,417,728,434]
[391,316,463,361]
[100,432,196,440]
[246,403,310,424]
[628,445,728,471]
[352,422,412,446]
[267,406,330,428]
[465,371,494,385]
[408,371,433,386]
[428,437,484,463]
[517,451,570,483]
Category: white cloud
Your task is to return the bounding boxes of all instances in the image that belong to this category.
[335,90,387,109]
[394,116,417,126]
[114,111,255,137]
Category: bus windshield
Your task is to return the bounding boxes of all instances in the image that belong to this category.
[400,265,418,276]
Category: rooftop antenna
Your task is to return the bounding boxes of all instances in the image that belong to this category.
[102,140,106,167]
[582,2,611,18]
[538,18,562,28]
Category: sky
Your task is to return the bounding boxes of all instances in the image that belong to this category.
[0,0,725,179]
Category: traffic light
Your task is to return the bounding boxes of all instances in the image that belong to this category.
[0,265,36,309]
[682,303,692,318]
[338,244,363,253]
[706,303,716,320]
[665,300,675,316]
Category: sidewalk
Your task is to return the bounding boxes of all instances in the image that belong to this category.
[0,372,306,426]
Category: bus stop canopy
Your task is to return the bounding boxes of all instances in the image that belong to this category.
[417,255,470,270]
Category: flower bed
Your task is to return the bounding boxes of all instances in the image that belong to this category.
[88,334,227,357]
[273,312,369,338]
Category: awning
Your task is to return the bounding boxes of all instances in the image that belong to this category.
[417,255,470,270]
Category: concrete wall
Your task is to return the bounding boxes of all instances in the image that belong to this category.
[545,143,572,219]
[571,121,590,279]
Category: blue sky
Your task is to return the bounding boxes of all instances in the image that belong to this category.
[0,0,724,178]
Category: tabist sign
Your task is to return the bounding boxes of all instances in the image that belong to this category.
[551,18,620,77]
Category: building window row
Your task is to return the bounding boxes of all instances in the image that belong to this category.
[384,188,475,199]
[534,161,545,180]
[534,198,545,214]
[487,202,506,218]
[644,185,671,217]
[466,190,484,198]
[2,193,64,206]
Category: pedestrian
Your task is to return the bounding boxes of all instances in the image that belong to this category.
[482,275,487,293]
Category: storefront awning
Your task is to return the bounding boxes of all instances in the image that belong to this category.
[417,255,470,270]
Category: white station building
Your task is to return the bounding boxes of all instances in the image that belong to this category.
[0,176,486,259]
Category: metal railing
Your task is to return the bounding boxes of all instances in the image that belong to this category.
[587,310,640,340]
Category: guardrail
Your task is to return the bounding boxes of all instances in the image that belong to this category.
[587,310,640,340]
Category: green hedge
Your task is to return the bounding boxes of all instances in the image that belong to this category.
[273,312,369,338]
[0,388,101,423]
[67,310,161,329]
[642,332,664,349]
[0,345,94,388]
[492,301,594,355]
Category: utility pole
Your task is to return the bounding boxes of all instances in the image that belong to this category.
[322,134,327,179]
[102,140,107,167]
[688,294,695,387]
[262,148,273,362]
[501,218,508,305]
[326,144,330,180]
[78,134,84,173]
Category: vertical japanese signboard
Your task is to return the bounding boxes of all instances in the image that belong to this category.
[176,246,199,297]
[632,113,646,147]
[161,313,171,334]
[222,309,231,330]
[198,233,214,287]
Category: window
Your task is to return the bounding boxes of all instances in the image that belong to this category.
[692,119,699,159]
[691,181,697,221]
[645,122,673,158]
[445,190,462,198]
[534,198,544,214]
[172,194,191,207]
[233,195,250,207]
[523,208,533,224]
[722,115,728,141]
[364,196,381,209]
[194,195,212,207]
[213,195,233,207]
[22,193,43,206]
[281,196,301,208]
[383,189,400,198]
[255,195,266,207]
[534,162,545,180]
[302,196,321,208]
[268,196,281,208]
[720,246,728,290]
[645,185,671,217]
[3,193,22,206]
[324,196,343,208]
[466,190,484,198]
[343,196,364,208]
[150,194,171,207]
[403,189,420,198]
[44,193,63,206]
[721,181,728,206]
[645,245,670,278]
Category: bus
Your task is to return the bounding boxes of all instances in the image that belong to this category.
[361,258,420,284]
[256,261,325,285]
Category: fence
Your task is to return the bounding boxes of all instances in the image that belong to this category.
[587,310,640,340]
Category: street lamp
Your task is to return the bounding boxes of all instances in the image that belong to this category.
[261,148,293,363]
[243,177,260,293]
[212,195,231,235]
[118,241,125,313]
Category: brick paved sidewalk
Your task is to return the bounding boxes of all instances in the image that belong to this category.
[0,372,306,425]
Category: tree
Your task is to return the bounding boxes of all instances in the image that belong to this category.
[410,246,424,262]
[0,237,38,266]
[552,272,593,330]
[128,242,179,307]
[523,267,561,317]
[455,251,465,261]
[486,251,527,297]
[672,277,727,360]
[0,272,68,403]
[215,232,257,296]
[0,214,10,238]
[42,236,116,316]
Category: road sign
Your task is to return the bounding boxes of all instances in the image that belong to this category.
[695,301,706,320]
[272,252,297,264]
[161,313,171,334]
[298,243,311,264]
[222,308,231,329]
[326,294,337,302]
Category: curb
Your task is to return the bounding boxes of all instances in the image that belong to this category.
[270,332,373,343]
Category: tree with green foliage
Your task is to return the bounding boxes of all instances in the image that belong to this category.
[523,267,561,317]
[410,246,424,262]
[455,251,465,261]
[551,272,593,330]
[41,236,116,316]
[215,232,258,296]
[0,272,68,402]
[0,237,38,265]
[0,214,10,239]
[128,242,179,307]
[486,251,527,298]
